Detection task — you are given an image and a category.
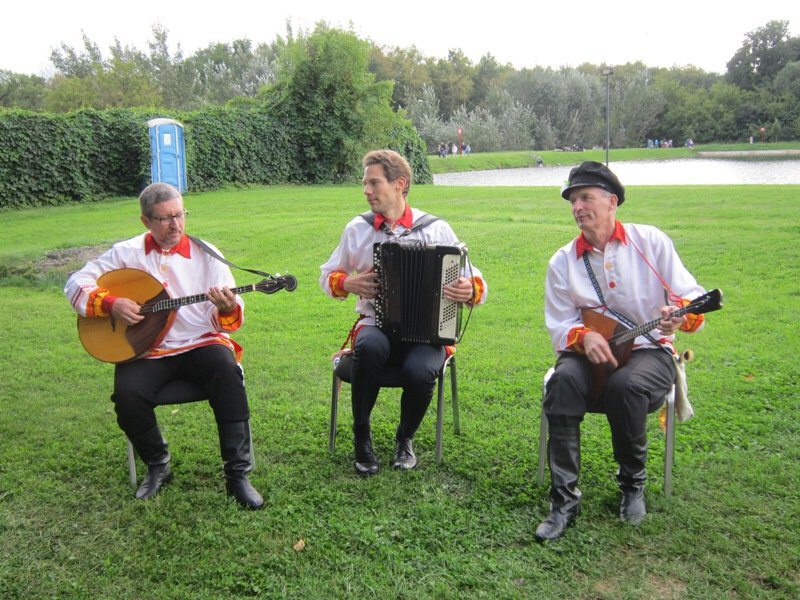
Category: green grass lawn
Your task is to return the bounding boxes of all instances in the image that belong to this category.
[1,183,798,598]
[428,142,800,173]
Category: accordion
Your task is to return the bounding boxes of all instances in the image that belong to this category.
[373,241,467,345]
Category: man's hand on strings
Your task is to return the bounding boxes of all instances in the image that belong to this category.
[111,297,144,326]
[583,331,618,368]
[207,286,238,314]
[658,305,686,335]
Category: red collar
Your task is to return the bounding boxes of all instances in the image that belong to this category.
[373,203,413,231]
[145,233,191,258]
[575,221,627,258]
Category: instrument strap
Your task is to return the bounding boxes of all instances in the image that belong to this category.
[187,235,276,279]
[360,212,440,236]
[582,251,664,349]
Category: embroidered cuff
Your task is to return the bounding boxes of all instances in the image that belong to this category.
[88,288,112,318]
[100,293,118,315]
[218,305,243,331]
[566,326,591,353]
[329,271,349,298]
[679,298,705,332]
[469,276,486,305]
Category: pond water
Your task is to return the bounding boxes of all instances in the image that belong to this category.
[433,158,800,187]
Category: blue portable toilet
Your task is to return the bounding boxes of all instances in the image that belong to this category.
[148,118,187,192]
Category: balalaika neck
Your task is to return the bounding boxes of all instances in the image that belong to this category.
[611,303,693,345]
[140,284,257,314]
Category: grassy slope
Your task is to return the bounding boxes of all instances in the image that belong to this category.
[0,183,798,598]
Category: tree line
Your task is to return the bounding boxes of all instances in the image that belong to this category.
[1,20,799,152]
[0,26,430,209]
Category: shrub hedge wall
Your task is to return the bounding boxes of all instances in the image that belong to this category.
[0,106,431,210]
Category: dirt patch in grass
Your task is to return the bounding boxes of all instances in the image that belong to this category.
[1,244,110,286]
[33,245,109,273]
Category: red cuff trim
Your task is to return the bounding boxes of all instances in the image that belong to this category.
[218,305,243,330]
[101,294,118,314]
[470,276,485,305]
[329,272,349,298]
[566,326,591,353]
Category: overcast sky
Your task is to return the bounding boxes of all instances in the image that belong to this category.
[4,1,799,76]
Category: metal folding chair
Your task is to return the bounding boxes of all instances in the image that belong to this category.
[124,376,254,487]
[328,352,459,464]
[536,367,676,497]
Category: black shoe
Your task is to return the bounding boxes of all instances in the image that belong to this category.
[135,463,172,500]
[354,438,379,476]
[620,488,646,525]
[535,506,578,542]
[391,437,417,470]
[226,475,265,510]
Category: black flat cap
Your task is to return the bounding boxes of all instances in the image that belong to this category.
[560,161,625,205]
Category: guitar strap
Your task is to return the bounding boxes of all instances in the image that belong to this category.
[582,251,666,350]
[187,235,277,279]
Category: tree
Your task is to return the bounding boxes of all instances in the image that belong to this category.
[612,63,665,147]
[369,45,432,111]
[470,53,513,109]
[50,32,104,78]
[0,70,47,110]
[186,39,277,107]
[726,20,800,90]
[427,49,475,120]
[44,58,160,112]
[264,24,416,183]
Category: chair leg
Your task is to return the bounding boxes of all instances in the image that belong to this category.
[449,358,460,435]
[537,368,555,485]
[126,437,138,488]
[329,373,340,454]
[248,420,256,471]
[435,366,445,464]
[664,385,676,498]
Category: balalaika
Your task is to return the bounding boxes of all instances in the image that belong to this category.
[373,241,467,345]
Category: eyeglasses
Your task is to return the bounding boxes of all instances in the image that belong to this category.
[149,210,188,224]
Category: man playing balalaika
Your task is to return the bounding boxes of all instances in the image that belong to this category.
[65,183,264,509]
[538,161,717,541]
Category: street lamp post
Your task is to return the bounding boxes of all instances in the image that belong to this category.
[601,67,614,166]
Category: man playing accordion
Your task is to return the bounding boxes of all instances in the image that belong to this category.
[320,149,488,475]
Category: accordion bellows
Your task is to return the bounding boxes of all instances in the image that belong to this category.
[373,240,467,345]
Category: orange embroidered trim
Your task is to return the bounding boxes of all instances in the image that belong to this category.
[677,298,704,332]
[218,305,243,331]
[88,288,111,318]
[566,326,591,353]
[470,276,486,305]
[329,271,349,298]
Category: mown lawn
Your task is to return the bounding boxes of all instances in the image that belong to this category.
[0,182,798,598]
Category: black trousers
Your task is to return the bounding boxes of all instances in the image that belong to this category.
[544,349,675,441]
[351,325,445,441]
[112,344,249,438]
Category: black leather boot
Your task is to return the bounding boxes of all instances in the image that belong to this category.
[613,433,648,525]
[392,436,417,470]
[353,433,380,476]
[130,425,172,500]
[218,421,264,510]
[535,423,582,542]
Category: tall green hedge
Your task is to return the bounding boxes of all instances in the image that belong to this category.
[0,106,430,210]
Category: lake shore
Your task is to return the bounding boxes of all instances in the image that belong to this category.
[697,149,800,157]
